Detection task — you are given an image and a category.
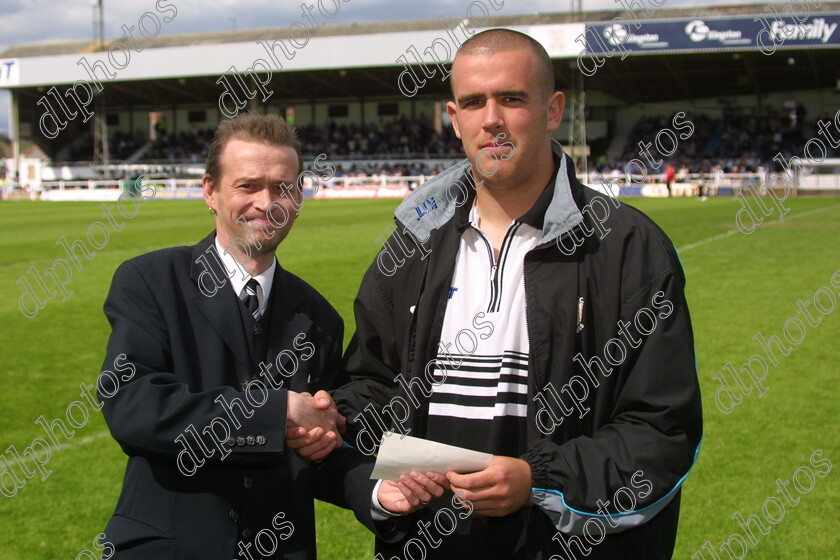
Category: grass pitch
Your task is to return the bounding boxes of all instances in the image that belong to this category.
[0,195,837,558]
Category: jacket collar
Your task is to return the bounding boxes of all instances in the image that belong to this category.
[187,232,312,378]
[188,231,308,311]
[189,232,251,370]
[517,153,561,230]
[395,140,584,246]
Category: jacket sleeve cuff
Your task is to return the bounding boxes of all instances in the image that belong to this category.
[522,447,552,489]
[370,479,408,520]
[521,439,700,536]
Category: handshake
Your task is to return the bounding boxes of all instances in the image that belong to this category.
[285,389,347,462]
[285,389,449,515]
[284,390,532,517]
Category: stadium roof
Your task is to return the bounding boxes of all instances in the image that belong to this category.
[3,3,839,58]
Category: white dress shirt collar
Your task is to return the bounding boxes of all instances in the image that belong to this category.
[214,236,276,318]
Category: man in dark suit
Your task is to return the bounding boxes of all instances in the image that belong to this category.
[99,113,442,559]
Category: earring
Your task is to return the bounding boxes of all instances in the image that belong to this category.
[209,207,217,215]
[295,211,300,217]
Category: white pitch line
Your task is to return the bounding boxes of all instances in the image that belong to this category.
[2,430,111,468]
[677,229,741,253]
[677,204,840,253]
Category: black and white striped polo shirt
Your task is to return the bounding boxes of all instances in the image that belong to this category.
[426,202,544,457]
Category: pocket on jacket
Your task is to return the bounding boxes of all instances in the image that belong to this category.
[104,514,177,558]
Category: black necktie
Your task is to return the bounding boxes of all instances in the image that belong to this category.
[240,279,261,321]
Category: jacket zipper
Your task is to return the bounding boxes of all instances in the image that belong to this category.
[470,223,521,313]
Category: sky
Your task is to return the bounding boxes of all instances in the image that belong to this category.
[0,0,803,137]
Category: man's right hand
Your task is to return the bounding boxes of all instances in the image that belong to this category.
[286,390,345,461]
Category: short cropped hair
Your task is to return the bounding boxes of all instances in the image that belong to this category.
[204,112,304,186]
[452,28,555,101]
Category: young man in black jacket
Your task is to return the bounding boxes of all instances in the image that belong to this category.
[297,29,703,559]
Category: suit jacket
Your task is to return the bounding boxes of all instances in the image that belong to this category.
[99,232,385,559]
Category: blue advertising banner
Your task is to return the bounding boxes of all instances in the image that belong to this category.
[582,12,840,56]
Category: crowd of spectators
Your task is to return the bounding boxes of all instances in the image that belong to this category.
[63,109,835,178]
[138,116,457,175]
[144,129,214,162]
[296,115,464,158]
[67,115,461,171]
[110,132,147,160]
[595,108,836,176]
[334,161,448,178]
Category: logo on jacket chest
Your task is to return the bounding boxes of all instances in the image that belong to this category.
[415,197,439,220]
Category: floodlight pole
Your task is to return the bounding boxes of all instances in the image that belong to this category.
[93,98,110,171]
[92,0,104,50]
[569,0,588,178]
[91,0,110,174]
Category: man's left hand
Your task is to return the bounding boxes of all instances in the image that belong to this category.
[377,471,450,514]
[446,456,532,517]
[285,426,340,462]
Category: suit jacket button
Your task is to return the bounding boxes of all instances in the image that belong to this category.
[243,476,253,489]
[236,436,246,446]
[246,435,256,446]
[253,324,263,336]
[226,438,236,447]
[240,380,249,391]
[256,435,266,446]
[229,510,239,523]
[241,528,252,539]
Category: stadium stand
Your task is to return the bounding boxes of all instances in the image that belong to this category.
[1,3,839,197]
[605,109,839,174]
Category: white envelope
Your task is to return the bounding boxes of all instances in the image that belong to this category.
[370,432,492,480]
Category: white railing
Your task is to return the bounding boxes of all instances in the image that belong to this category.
[3,170,836,201]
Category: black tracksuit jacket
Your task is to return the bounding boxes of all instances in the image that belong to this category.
[334,142,703,559]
